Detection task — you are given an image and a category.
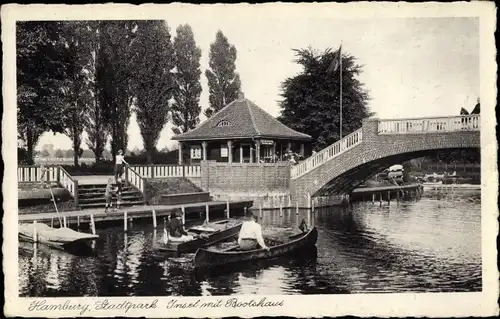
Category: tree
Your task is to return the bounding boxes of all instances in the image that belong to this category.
[84,22,109,164]
[171,24,202,135]
[204,30,241,118]
[59,21,94,167]
[131,21,175,164]
[97,21,138,161]
[41,149,51,157]
[17,22,73,164]
[279,47,371,151]
[55,149,65,158]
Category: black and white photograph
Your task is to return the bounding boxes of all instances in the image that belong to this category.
[2,2,498,318]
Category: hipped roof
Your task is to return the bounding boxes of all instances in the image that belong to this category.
[172,94,312,141]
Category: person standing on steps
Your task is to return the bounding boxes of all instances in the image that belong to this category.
[115,150,129,182]
[104,177,113,213]
[115,177,123,210]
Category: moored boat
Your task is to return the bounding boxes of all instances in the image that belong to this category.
[193,226,318,269]
[155,219,243,254]
[18,223,99,250]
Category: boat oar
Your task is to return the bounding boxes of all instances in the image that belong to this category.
[48,184,63,227]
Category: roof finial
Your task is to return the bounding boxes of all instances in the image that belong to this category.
[238,91,245,101]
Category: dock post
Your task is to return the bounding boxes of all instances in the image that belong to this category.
[311,197,315,212]
[152,209,157,228]
[63,216,67,228]
[372,193,375,204]
[124,211,128,232]
[307,192,311,209]
[279,202,283,217]
[296,201,299,215]
[33,220,37,242]
[396,189,400,204]
[288,194,292,207]
[226,200,230,219]
[90,214,96,235]
[181,206,186,225]
[379,192,382,207]
[205,204,209,223]
[77,215,80,229]
[51,218,54,228]
[387,191,391,204]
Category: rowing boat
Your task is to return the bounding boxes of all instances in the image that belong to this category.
[155,219,242,254]
[193,226,318,269]
[18,223,99,250]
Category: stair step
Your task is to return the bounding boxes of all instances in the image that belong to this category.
[79,195,143,203]
[78,190,140,197]
[78,186,136,193]
[79,200,145,209]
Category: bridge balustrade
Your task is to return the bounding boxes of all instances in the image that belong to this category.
[291,129,363,179]
[378,115,480,134]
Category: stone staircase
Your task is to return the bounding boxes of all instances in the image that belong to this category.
[78,182,145,209]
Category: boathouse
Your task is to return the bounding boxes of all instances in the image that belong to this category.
[171,92,312,165]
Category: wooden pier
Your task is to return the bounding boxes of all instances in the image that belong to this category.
[350,183,423,203]
[18,200,253,228]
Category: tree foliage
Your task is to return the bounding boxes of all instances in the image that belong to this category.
[17,22,74,164]
[279,47,371,151]
[96,21,138,160]
[204,30,241,118]
[171,24,202,135]
[131,20,175,164]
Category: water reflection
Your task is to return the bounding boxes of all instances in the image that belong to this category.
[19,189,481,296]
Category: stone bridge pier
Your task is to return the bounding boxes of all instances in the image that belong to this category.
[290,116,480,207]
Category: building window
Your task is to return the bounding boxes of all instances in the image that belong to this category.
[220,145,228,158]
[190,145,202,159]
[263,145,273,158]
[215,120,233,127]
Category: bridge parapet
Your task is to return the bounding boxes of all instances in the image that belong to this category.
[291,129,363,179]
[378,115,480,134]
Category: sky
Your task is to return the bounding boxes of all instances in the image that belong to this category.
[35,14,479,151]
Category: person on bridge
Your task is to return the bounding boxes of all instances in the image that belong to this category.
[115,150,129,181]
[238,210,270,251]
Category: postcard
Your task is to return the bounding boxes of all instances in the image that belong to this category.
[2,2,498,318]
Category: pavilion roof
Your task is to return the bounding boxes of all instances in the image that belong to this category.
[171,93,311,141]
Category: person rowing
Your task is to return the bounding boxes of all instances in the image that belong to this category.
[115,149,128,181]
[163,209,194,244]
[237,210,270,251]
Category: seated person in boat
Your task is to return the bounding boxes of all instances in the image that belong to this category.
[104,177,113,213]
[164,209,194,243]
[238,210,270,251]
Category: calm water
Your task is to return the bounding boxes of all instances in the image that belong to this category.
[19,189,481,296]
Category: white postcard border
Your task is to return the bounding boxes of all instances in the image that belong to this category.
[2,2,498,318]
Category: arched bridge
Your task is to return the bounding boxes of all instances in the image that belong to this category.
[290,115,480,205]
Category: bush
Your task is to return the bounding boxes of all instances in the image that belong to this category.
[62,161,114,175]
[125,150,178,165]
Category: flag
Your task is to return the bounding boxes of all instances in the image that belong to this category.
[326,44,342,75]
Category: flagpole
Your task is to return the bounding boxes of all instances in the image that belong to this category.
[339,42,343,140]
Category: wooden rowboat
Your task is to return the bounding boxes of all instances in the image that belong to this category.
[19,223,98,250]
[156,219,242,254]
[193,226,318,269]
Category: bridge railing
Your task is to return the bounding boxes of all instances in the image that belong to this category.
[129,165,201,178]
[378,115,480,134]
[291,129,363,179]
